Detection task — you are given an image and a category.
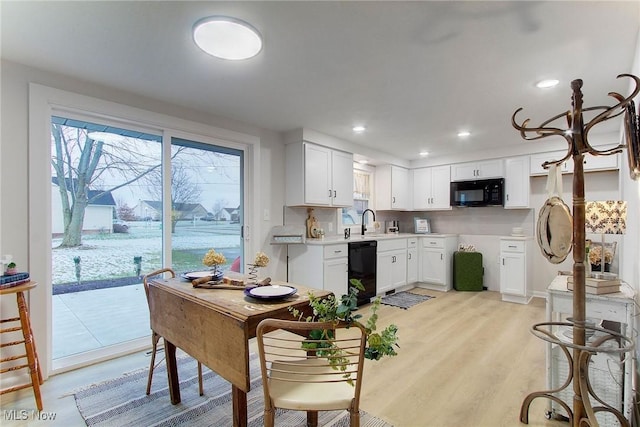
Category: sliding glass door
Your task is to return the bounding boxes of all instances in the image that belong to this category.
[49,117,245,369]
[169,138,244,275]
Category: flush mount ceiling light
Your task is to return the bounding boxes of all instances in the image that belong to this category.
[457,131,471,138]
[193,16,263,60]
[352,125,366,133]
[419,151,429,156]
[536,79,560,89]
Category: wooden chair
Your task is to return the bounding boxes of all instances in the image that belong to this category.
[256,318,367,427]
[142,268,203,396]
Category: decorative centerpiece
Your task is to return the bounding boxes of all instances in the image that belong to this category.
[247,251,269,283]
[290,279,399,374]
[587,241,615,272]
[4,262,18,275]
[202,249,226,278]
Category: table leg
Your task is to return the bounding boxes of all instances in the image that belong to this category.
[232,385,248,427]
[307,410,318,426]
[164,340,180,404]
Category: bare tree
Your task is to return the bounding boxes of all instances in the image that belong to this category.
[145,165,202,233]
[51,124,162,248]
[211,199,228,220]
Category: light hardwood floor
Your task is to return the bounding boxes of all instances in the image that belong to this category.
[2,289,573,426]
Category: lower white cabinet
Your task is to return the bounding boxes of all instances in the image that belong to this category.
[377,239,407,294]
[499,237,532,304]
[407,238,418,284]
[288,243,348,295]
[418,235,457,292]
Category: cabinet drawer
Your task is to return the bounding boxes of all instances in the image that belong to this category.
[407,238,418,249]
[323,244,348,259]
[422,237,444,249]
[377,238,406,252]
[500,240,525,253]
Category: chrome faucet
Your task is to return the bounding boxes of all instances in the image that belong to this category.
[361,209,376,235]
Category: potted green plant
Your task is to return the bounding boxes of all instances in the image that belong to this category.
[289,279,399,365]
[5,262,18,275]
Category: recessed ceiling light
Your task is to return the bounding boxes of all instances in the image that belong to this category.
[352,125,366,133]
[457,131,471,138]
[193,16,263,60]
[536,79,559,89]
[419,151,429,157]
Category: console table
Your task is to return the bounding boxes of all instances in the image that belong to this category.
[543,275,635,425]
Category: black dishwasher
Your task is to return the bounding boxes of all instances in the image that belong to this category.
[348,241,377,306]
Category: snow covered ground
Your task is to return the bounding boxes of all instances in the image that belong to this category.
[52,221,241,284]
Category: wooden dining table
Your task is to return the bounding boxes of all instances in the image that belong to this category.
[147,276,331,427]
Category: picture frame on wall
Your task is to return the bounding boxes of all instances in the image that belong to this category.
[414,218,430,234]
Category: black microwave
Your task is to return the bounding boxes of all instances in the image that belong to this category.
[450,178,504,207]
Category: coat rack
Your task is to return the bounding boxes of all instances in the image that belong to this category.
[512,74,640,427]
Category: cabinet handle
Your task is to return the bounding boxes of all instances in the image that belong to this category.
[328,189,332,197]
[334,250,342,254]
[392,255,396,263]
[392,196,396,203]
[508,245,517,249]
[502,258,505,265]
[408,253,412,260]
[334,190,337,198]
[506,194,509,201]
[440,253,443,260]
[430,242,437,245]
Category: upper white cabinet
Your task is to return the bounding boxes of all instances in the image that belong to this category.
[412,165,452,210]
[504,156,530,209]
[451,159,504,181]
[375,165,410,210]
[530,149,618,176]
[285,142,353,207]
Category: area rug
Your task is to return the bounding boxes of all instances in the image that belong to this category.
[73,355,392,427]
[380,291,434,309]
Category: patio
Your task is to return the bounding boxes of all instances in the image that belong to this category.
[53,283,150,360]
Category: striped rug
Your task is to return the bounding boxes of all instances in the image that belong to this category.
[74,355,392,427]
[380,291,434,309]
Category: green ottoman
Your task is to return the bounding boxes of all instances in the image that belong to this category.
[453,251,484,291]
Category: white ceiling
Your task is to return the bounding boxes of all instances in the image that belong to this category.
[2,1,638,162]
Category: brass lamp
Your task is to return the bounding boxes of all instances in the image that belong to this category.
[585,200,627,275]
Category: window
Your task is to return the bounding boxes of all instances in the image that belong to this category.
[340,166,373,228]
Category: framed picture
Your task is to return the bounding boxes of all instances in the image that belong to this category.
[414,218,430,234]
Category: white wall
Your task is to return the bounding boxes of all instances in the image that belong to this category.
[0,59,289,377]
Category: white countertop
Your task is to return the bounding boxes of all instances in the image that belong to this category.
[303,233,456,245]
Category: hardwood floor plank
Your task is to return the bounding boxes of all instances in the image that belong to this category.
[1,287,573,427]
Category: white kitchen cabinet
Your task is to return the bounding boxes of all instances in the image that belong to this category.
[376,239,407,294]
[285,142,353,207]
[407,238,418,284]
[582,152,619,172]
[530,149,619,176]
[412,165,452,210]
[418,235,457,292]
[451,159,504,181]
[530,151,573,175]
[288,243,348,295]
[504,156,530,209]
[499,237,532,304]
[375,165,410,210]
